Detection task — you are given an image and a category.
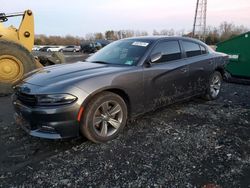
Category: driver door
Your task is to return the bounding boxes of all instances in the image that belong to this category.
[143,40,190,110]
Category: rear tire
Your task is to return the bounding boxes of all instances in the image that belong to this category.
[80,91,127,143]
[0,40,36,94]
[203,71,222,100]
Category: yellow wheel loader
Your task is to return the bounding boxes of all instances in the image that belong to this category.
[0,10,64,95]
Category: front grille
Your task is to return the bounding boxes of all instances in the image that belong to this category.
[16,92,37,106]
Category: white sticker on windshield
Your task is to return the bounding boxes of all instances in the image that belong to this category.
[125,60,134,65]
[132,41,149,47]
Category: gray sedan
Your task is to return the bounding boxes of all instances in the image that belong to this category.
[60,45,81,52]
[12,37,228,143]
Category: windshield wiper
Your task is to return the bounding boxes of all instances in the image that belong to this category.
[89,61,109,64]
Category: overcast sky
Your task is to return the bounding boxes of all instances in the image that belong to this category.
[2,0,250,37]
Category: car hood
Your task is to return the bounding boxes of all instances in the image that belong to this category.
[22,61,132,87]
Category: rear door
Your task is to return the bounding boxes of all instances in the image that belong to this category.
[181,40,214,95]
[143,40,190,110]
[66,46,73,52]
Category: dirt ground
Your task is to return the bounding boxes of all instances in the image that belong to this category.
[0,81,249,187]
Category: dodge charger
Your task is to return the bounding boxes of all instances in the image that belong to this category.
[12,37,229,143]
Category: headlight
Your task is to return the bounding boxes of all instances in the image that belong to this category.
[36,94,77,106]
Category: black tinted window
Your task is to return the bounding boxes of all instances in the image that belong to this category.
[200,45,207,54]
[151,41,181,63]
[183,41,201,57]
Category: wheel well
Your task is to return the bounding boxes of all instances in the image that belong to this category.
[106,89,131,116]
[215,67,224,77]
[83,89,131,117]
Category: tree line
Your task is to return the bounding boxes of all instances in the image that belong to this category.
[34,35,83,45]
[34,21,248,46]
[204,22,248,45]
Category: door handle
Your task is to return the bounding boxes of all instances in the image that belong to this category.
[209,60,214,65]
[180,67,188,73]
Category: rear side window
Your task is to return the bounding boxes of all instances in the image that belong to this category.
[200,45,207,54]
[151,41,182,63]
[183,41,201,57]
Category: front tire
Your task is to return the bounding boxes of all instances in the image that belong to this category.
[204,71,222,100]
[80,91,128,143]
[0,40,36,94]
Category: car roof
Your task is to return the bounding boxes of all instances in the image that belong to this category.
[124,36,204,44]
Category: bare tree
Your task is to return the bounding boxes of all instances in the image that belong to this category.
[34,35,82,45]
[94,33,104,40]
[160,29,175,36]
[219,21,248,41]
[105,30,118,40]
[35,21,248,45]
[153,30,160,35]
[85,33,95,41]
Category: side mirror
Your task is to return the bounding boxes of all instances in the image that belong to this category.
[150,52,162,63]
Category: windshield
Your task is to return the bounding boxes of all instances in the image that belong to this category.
[86,39,152,66]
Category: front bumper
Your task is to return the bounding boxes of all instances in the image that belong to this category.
[12,94,81,139]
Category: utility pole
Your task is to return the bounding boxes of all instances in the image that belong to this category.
[192,0,207,41]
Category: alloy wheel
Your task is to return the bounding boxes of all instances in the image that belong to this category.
[93,100,123,137]
[210,74,221,98]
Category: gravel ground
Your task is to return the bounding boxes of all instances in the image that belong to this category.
[0,82,249,187]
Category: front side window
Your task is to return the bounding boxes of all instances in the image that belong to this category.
[182,41,201,57]
[151,40,182,63]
